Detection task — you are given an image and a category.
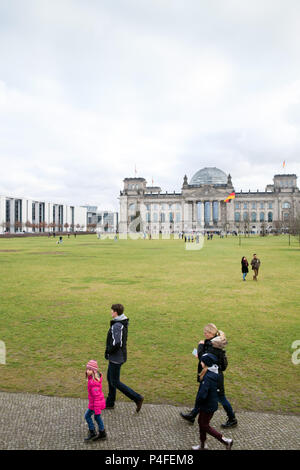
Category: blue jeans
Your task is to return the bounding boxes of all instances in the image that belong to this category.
[106,361,142,406]
[85,409,104,431]
[217,394,235,421]
[243,272,247,281]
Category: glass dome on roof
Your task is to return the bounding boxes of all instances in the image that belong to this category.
[190,167,227,186]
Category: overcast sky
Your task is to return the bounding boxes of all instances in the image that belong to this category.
[1,0,300,211]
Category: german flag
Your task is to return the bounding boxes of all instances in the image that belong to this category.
[224,191,235,203]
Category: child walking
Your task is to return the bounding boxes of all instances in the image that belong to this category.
[84,360,107,442]
[192,353,233,450]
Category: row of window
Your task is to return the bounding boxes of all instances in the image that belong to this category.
[277,180,294,187]
[132,201,292,213]
[235,202,273,210]
[235,201,291,210]
[235,212,273,222]
[129,203,181,212]
[145,212,181,223]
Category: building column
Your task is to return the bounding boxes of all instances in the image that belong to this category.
[193,201,197,228]
[210,201,213,224]
[201,201,204,227]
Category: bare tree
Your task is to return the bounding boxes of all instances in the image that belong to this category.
[260,221,266,237]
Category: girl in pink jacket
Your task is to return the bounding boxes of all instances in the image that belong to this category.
[84,360,106,442]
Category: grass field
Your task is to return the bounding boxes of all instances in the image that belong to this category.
[0,233,299,414]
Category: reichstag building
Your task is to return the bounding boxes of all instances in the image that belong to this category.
[119,167,300,234]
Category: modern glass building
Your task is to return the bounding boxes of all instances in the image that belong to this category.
[0,195,87,234]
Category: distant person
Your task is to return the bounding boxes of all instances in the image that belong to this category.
[84,360,107,442]
[184,236,187,243]
[180,323,237,429]
[241,256,249,281]
[105,304,144,412]
[191,353,233,451]
[251,254,261,281]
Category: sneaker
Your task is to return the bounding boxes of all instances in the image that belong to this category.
[180,412,195,424]
[222,437,233,450]
[92,430,107,441]
[84,429,97,442]
[192,442,208,450]
[136,397,144,413]
[221,418,238,428]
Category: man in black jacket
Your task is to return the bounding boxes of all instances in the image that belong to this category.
[105,304,144,412]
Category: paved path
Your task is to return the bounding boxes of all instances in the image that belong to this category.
[0,392,299,450]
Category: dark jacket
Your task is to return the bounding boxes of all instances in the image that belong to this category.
[195,370,219,414]
[197,336,228,395]
[105,314,129,364]
[251,257,261,270]
[241,258,249,273]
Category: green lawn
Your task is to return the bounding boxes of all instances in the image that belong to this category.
[0,234,299,414]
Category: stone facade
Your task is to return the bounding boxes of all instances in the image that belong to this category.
[119,168,300,235]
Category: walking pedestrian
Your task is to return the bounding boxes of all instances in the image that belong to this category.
[191,353,233,450]
[180,323,237,428]
[84,360,107,442]
[105,304,144,412]
[251,253,261,281]
[241,256,249,281]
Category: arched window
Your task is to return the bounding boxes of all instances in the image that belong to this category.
[169,212,174,223]
[251,212,257,222]
[129,203,136,213]
[282,202,291,209]
[234,212,240,222]
[268,212,273,222]
[160,213,165,223]
[176,213,181,223]
[243,212,249,221]
[260,212,265,222]
[146,212,151,223]
[153,213,158,222]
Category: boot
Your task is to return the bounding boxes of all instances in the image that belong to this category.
[92,429,107,441]
[180,411,196,424]
[84,429,97,442]
[221,417,238,428]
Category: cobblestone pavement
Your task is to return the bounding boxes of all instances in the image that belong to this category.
[0,392,299,450]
